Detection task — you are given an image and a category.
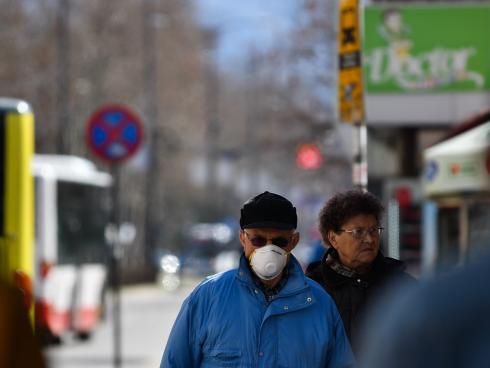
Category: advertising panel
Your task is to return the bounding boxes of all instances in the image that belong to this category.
[364,4,490,93]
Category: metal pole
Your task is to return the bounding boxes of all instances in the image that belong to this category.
[459,201,469,265]
[110,165,122,368]
[352,121,368,191]
[353,0,367,192]
[142,0,160,268]
[387,199,400,259]
[245,52,260,195]
[55,0,70,154]
[201,28,219,194]
[338,0,367,190]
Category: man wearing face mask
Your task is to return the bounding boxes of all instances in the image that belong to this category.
[160,191,355,368]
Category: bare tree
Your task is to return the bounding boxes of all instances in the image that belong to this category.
[0,0,210,281]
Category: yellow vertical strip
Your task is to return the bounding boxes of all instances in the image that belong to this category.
[5,112,34,285]
[338,0,365,123]
[0,111,6,282]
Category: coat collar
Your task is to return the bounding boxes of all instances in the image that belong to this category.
[236,253,308,297]
[316,247,407,286]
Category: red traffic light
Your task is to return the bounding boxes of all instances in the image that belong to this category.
[296,143,323,170]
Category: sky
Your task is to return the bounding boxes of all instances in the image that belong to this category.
[193,0,299,69]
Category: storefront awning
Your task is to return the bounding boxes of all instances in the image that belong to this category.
[423,121,490,196]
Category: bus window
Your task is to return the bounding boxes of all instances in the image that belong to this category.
[57,182,111,265]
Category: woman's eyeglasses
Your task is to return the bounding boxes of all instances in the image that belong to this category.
[243,231,292,248]
[339,227,383,240]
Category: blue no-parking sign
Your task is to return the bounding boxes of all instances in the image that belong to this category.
[86,104,143,163]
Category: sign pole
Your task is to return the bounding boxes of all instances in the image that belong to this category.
[338,0,367,191]
[85,104,144,368]
[352,121,368,191]
[110,165,122,368]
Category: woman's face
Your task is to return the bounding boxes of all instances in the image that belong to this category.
[327,214,380,270]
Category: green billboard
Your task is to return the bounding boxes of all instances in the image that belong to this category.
[364,4,490,93]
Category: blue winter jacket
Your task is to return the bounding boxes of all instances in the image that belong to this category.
[160,254,356,368]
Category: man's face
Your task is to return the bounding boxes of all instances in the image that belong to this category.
[239,228,299,258]
[327,214,380,270]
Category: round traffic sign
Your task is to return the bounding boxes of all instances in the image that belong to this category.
[86,105,143,163]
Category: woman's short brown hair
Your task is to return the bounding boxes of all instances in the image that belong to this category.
[319,190,384,245]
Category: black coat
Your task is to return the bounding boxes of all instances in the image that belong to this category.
[306,248,415,353]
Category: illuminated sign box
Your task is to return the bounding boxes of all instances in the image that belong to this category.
[364,4,490,93]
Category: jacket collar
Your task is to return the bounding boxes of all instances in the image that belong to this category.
[324,248,359,278]
[320,247,406,285]
[236,253,308,297]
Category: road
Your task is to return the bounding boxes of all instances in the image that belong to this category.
[44,278,202,368]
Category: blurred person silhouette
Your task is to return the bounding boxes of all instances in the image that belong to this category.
[160,191,355,367]
[306,189,415,355]
[0,279,46,368]
[360,248,490,368]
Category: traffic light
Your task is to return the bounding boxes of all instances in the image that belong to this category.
[296,143,323,170]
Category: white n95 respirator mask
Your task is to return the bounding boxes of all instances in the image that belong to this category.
[249,244,288,280]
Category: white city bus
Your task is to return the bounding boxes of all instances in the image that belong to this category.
[32,154,112,342]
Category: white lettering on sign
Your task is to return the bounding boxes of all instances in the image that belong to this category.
[366,45,484,90]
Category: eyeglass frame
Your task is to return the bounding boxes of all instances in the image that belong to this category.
[242,230,293,248]
[338,227,384,240]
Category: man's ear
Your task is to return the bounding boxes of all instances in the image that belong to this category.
[239,230,246,249]
[293,231,300,245]
[287,232,300,252]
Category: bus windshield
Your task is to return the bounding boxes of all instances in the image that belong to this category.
[57,182,111,265]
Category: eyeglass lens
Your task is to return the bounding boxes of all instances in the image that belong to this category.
[248,234,290,248]
[354,228,382,238]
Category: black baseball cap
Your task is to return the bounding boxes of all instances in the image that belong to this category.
[240,191,297,230]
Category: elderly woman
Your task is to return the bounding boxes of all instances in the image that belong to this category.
[306,189,415,354]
